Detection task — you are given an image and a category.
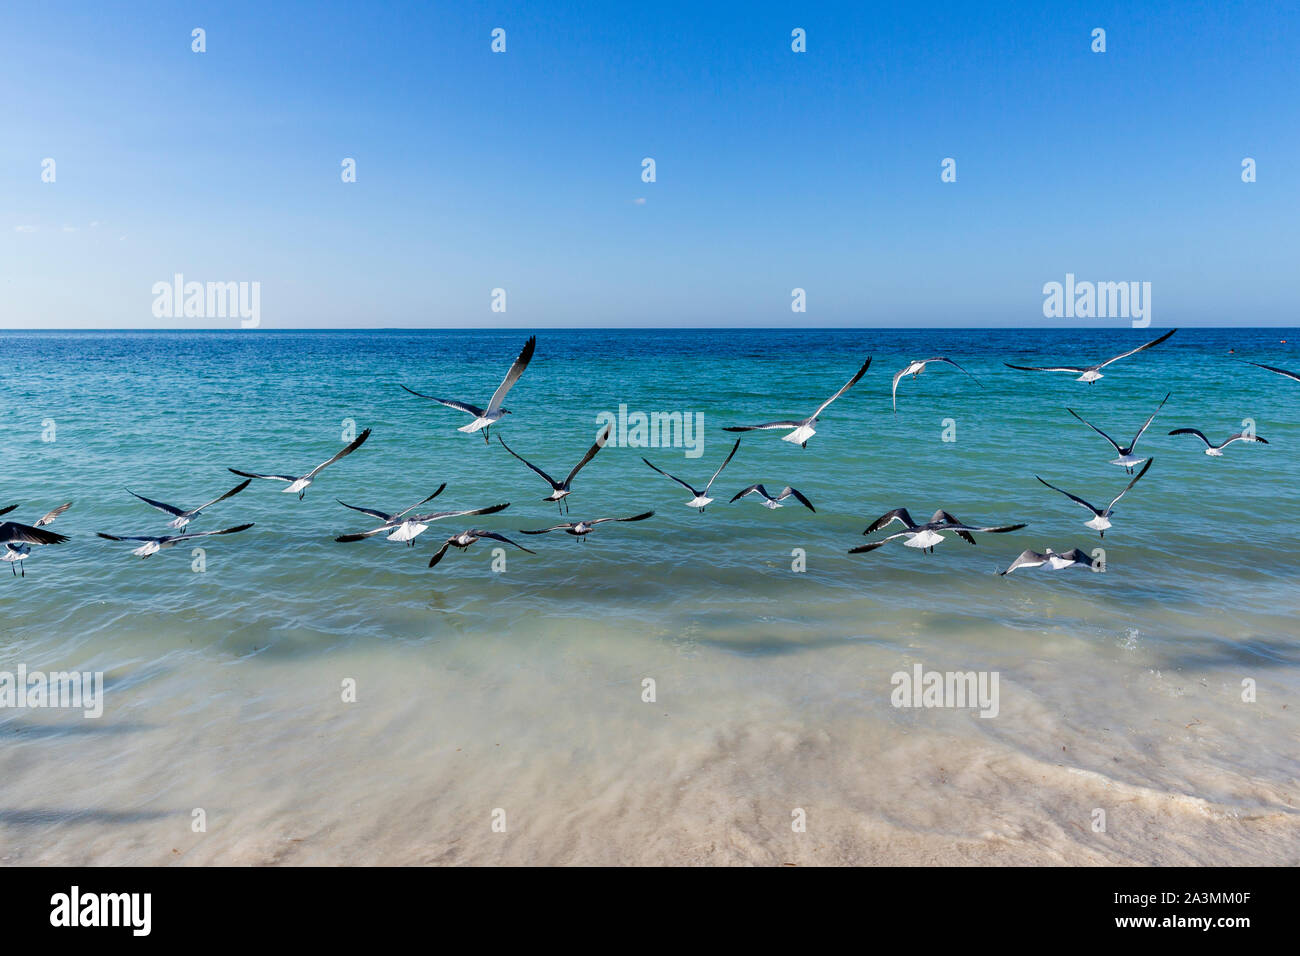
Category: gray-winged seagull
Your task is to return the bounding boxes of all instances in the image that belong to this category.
[127,478,251,530]
[230,428,371,499]
[891,358,982,412]
[1067,392,1169,472]
[427,530,535,568]
[2,503,71,576]
[730,484,816,512]
[999,548,1099,575]
[1168,427,1269,456]
[1004,329,1176,383]
[498,424,611,514]
[851,508,1025,555]
[521,511,655,541]
[401,336,536,443]
[97,523,254,559]
[724,356,871,447]
[642,438,740,512]
[1035,458,1153,538]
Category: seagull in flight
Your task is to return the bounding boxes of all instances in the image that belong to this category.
[729,484,816,512]
[851,509,1025,555]
[1067,392,1169,472]
[335,489,511,546]
[1248,362,1300,383]
[335,486,445,543]
[401,335,536,443]
[521,511,655,541]
[999,548,1099,575]
[498,424,611,514]
[126,478,251,530]
[2,503,71,577]
[1167,427,1269,457]
[642,438,740,512]
[1004,328,1177,383]
[96,523,254,558]
[1035,458,1153,538]
[230,428,371,499]
[427,530,535,568]
[725,356,871,447]
[891,358,982,412]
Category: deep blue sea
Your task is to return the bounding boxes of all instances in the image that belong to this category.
[1,327,1297,864]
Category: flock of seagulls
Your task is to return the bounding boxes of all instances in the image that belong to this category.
[4,330,1293,579]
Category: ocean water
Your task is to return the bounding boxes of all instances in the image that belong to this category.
[1,327,1297,865]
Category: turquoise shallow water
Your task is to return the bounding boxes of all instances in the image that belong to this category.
[1,327,1297,864]
[3,327,1298,645]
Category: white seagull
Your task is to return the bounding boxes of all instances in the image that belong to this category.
[2,503,71,577]
[335,486,444,543]
[230,428,371,499]
[1167,427,1269,457]
[401,335,536,443]
[427,530,535,568]
[498,424,611,514]
[891,358,982,412]
[97,523,254,559]
[521,511,655,541]
[642,438,740,512]
[725,356,871,447]
[1248,362,1300,383]
[729,484,816,512]
[1067,392,1169,472]
[1035,458,1153,538]
[851,508,1025,555]
[1004,328,1177,383]
[126,478,251,530]
[335,491,511,546]
[999,548,1099,575]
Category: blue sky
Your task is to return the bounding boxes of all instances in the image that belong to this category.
[2,0,1296,328]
